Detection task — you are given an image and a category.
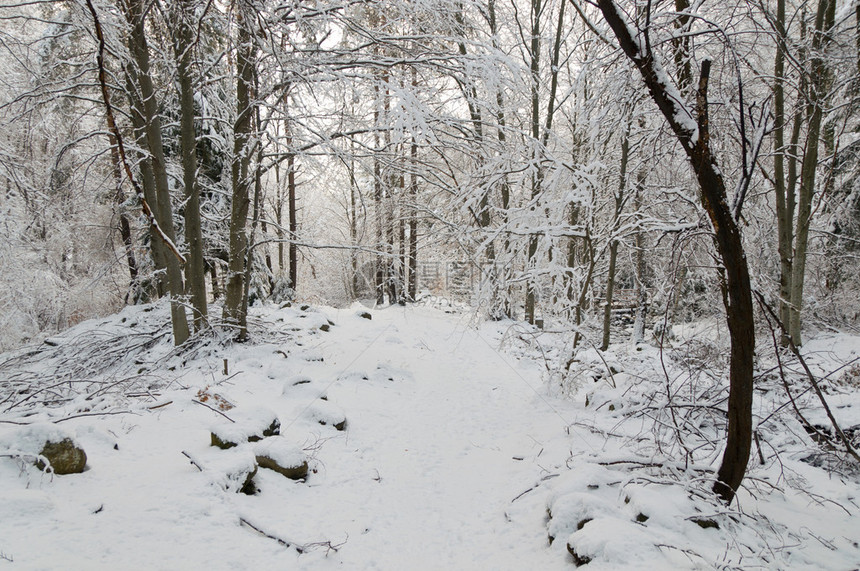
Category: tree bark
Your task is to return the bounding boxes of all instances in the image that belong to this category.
[787,0,835,346]
[602,116,630,351]
[108,132,139,293]
[125,71,167,298]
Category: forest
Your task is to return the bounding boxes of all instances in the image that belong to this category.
[1,0,859,567]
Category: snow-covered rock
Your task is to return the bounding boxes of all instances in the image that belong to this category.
[306,400,347,431]
[210,406,280,449]
[198,446,258,495]
[0,423,87,474]
[254,438,308,480]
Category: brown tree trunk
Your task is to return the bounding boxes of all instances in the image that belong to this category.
[108,132,139,290]
[125,72,167,298]
[598,1,755,503]
[223,0,255,339]
[407,137,418,301]
[172,0,208,331]
[788,0,836,346]
[122,0,189,345]
[602,116,631,351]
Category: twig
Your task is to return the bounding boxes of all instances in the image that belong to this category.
[239,517,304,553]
[148,400,173,410]
[192,399,235,422]
[181,450,204,472]
[54,410,136,423]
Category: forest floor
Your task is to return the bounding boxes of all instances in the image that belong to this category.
[0,301,859,569]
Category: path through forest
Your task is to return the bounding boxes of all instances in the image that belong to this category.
[274,305,579,568]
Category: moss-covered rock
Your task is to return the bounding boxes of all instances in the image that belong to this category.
[254,438,309,480]
[37,438,87,474]
[0,424,87,475]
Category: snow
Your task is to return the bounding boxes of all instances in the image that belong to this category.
[0,301,859,568]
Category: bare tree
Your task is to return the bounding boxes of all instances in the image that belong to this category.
[596,0,755,503]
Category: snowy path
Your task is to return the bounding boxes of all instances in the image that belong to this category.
[273,307,577,568]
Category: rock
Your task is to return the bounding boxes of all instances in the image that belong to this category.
[691,517,719,530]
[282,376,327,401]
[210,406,281,449]
[254,438,309,480]
[319,323,330,332]
[307,401,347,431]
[0,423,87,475]
[37,438,87,474]
[357,310,372,320]
[197,446,258,494]
[567,542,592,566]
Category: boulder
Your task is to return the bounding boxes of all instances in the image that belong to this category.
[0,423,88,475]
[37,438,87,475]
[254,438,309,480]
[210,406,280,449]
[196,446,258,494]
[307,401,347,431]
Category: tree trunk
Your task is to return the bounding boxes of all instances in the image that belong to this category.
[632,178,647,344]
[772,0,793,340]
[524,0,542,325]
[125,72,167,298]
[123,0,189,345]
[108,132,139,292]
[373,73,385,305]
[598,1,755,503]
[787,0,836,346]
[287,152,298,293]
[407,137,418,301]
[223,1,255,339]
[172,0,208,331]
[602,116,630,351]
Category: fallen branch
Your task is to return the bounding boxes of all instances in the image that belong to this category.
[239,517,304,553]
[180,450,204,472]
[54,410,136,423]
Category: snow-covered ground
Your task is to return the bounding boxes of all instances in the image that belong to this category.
[1,302,859,569]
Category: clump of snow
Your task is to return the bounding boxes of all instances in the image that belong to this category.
[193,445,258,494]
[282,375,327,401]
[547,492,615,544]
[370,363,413,383]
[567,516,663,568]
